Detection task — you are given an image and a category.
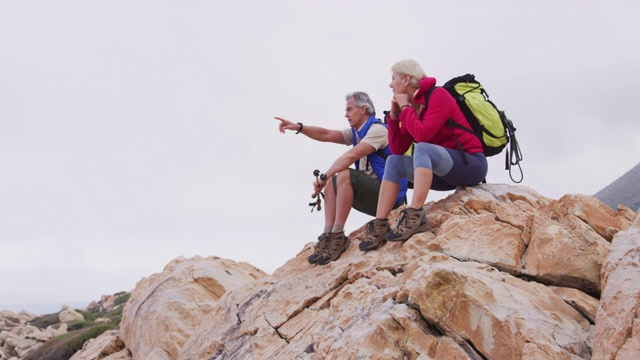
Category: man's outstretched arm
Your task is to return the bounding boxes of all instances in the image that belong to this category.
[275,116,344,144]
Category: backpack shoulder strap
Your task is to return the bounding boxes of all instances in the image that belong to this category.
[423,86,437,112]
[424,84,471,165]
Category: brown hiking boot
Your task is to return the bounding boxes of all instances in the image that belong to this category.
[308,233,329,264]
[386,207,428,242]
[359,219,389,251]
[316,232,350,265]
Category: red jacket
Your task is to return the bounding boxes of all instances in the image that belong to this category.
[387,76,483,155]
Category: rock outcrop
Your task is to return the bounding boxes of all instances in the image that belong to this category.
[0,321,67,359]
[58,306,85,323]
[118,255,267,360]
[86,294,119,314]
[1,294,132,360]
[0,311,35,333]
[593,212,640,359]
[108,184,637,359]
[69,330,131,360]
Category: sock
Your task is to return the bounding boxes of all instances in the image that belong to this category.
[331,224,344,233]
[323,225,332,234]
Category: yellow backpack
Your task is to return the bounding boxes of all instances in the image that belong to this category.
[437,74,523,183]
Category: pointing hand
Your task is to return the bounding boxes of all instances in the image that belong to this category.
[275,116,298,133]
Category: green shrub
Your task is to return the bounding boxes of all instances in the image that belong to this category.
[114,292,131,306]
[66,319,93,331]
[28,313,60,329]
[105,313,122,326]
[5,316,20,324]
[22,292,131,359]
[75,309,97,322]
[104,304,124,325]
[23,323,117,360]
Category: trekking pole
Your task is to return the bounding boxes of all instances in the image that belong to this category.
[309,169,326,212]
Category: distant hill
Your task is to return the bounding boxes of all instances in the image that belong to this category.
[594,162,640,212]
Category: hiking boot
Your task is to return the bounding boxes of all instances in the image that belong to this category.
[308,233,329,264]
[386,207,428,242]
[316,232,350,265]
[359,219,389,251]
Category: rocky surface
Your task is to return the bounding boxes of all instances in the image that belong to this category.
[69,330,131,360]
[1,298,127,360]
[86,294,120,315]
[6,184,639,359]
[0,311,35,333]
[58,306,85,323]
[110,184,637,359]
[118,255,267,360]
[0,319,67,359]
[593,212,640,359]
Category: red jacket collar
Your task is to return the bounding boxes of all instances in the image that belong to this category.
[413,76,437,104]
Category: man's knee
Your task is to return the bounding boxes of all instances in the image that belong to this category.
[336,169,351,183]
[332,169,353,194]
[325,175,335,193]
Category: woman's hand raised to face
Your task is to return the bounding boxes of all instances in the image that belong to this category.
[389,98,401,119]
[393,93,410,108]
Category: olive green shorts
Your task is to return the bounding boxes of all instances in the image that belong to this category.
[332,169,402,217]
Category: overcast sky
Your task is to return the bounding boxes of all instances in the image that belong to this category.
[1,1,639,314]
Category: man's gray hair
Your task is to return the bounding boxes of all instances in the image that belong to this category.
[346,91,375,116]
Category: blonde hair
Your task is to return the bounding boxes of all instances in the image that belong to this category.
[391,59,426,87]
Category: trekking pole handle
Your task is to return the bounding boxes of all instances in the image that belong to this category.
[310,169,324,212]
[312,169,327,184]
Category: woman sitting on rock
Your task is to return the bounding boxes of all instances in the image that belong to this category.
[360,59,488,251]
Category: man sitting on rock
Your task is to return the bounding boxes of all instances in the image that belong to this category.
[276,92,406,266]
